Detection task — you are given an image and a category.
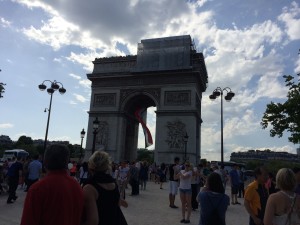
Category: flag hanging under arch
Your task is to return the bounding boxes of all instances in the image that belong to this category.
[134,108,153,147]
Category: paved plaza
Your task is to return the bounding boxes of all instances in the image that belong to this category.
[0,181,249,225]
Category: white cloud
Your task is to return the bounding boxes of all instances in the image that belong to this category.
[53,58,62,63]
[224,109,259,138]
[69,100,77,105]
[278,1,300,41]
[22,16,80,51]
[73,93,88,103]
[0,123,14,129]
[69,73,81,80]
[294,55,300,74]
[52,136,71,142]
[0,17,12,28]
[79,79,91,89]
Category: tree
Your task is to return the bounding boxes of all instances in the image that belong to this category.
[15,136,33,146]
[137,148,154,163]
[0,82,5,98]
[261,73,300,144]
[14,135,38,156]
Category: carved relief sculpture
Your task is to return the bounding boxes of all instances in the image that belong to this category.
[165,120,186,150]
[95,121,109,150]
[164,91,191,106]
[94,93,116,106]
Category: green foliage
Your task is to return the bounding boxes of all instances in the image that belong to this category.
[200,158,207,166]
[261,73,300,144]
[0,82,5,98]
[15,136,33,146]
[137,148,154,163]
[245,160,300,175]
[12,135,38,156]
[245,160,264,170]
[36,145,44,155]
[0,135,82,159]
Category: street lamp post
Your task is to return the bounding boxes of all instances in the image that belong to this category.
[209,87,235,165]
[183,132,189,162]
[80,128,86,158]
[92,117,100,154]
[38,80,66,152]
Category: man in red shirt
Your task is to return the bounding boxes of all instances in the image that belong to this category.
[20,144,84,225]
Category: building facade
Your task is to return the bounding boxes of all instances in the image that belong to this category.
[230,149,300,162]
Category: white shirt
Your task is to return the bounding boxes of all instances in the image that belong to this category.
[179,170,193,189]
[117,166,129,182]
[79,167,88,179]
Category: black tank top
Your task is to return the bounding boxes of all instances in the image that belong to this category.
[90,181,128,225]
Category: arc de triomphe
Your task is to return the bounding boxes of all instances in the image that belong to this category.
[84,35,208,165]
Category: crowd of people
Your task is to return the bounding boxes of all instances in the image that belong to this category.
[1,147,300,225]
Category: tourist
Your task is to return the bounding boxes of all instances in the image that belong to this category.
[264,168,300,225]
[22,156,31,191]
[191,165,200,210]
[229,164,240,205]
[237,166,245,198]
[220,165,228,188]
[197,172,230,225]
[6,156,23,204]
[81,151,128,225]
[79,161,89,187]
[70,161,77,177]
[20,144,84,225]
[25,154,42,192]
[129,161,139,195]
[158,162,167,189]
[202,162,211,178]
[244,166,269,225]
[176,161,193,223]
[169,157,181,208]
[116,160,129,199]
[293,167,300,195]
[265,172,277,195]
[139,161,149,190]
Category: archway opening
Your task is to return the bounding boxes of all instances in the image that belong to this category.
[123,94,156,161]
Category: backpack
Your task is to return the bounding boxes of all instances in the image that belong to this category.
[206,195,225,225]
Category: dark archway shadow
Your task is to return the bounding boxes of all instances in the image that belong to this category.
[123,94,156,161]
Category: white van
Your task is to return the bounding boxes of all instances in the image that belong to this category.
[2,149,29,160]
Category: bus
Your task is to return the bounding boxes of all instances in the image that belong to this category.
[2,149,29,160]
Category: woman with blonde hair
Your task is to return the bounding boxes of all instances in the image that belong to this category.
[81,151,128,225]
[176,162,193,224]
[264,168,300,225]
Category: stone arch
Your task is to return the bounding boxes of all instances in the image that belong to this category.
[120,89,159,112]
[85,35,208,165]
[121,93,157,160]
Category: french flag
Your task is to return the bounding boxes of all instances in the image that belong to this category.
[134,108,153,147]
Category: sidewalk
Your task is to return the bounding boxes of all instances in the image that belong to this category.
[0,181,249,225]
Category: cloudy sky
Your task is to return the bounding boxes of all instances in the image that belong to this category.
[0,0,299,161]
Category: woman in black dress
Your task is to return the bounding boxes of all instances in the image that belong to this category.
[81,151,128,225]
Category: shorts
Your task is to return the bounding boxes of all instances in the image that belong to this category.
[231,185,238,194]
[169,181,178,195]
[179,188,192,195]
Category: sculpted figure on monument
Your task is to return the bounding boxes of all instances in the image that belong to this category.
[165,120,186,149]
[96,121,109,150]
